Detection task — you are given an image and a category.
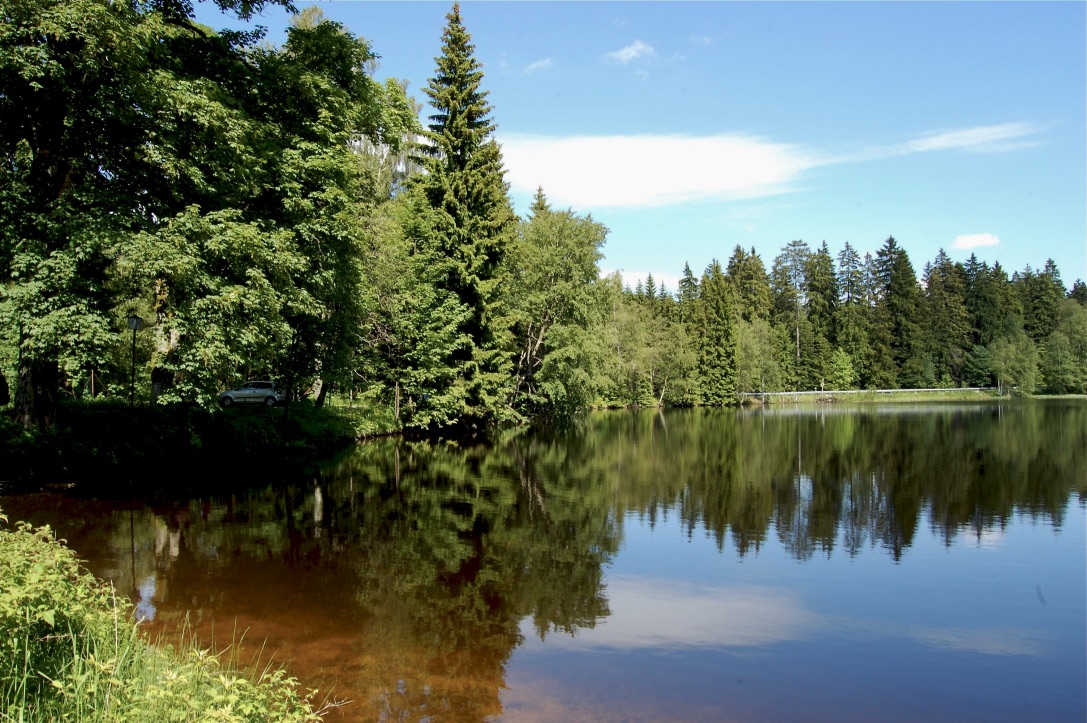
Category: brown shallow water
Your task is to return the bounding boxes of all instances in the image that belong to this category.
[3,402,1085,721]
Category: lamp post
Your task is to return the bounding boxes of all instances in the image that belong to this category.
[127,315,144,407]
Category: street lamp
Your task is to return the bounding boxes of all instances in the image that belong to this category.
[127,315,144,407]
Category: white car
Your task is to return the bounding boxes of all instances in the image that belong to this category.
[218,381,282,407]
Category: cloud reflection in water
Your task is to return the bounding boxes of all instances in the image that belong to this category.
[533,576,821,651]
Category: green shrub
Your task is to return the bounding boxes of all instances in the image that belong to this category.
[0,510,329,722]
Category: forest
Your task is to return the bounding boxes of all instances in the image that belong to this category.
[2,0,1085,437]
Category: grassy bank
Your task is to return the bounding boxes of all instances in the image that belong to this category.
[0,508,332,722]
[0,401,365,495]
[744,388,1012,405]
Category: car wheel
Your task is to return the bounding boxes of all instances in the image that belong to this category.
[265,396,277,407]
[220,397,233,407]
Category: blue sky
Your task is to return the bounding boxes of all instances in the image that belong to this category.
[197,1,1086,291]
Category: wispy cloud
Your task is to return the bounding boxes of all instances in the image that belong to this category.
[952,233,1001,250]
[524,57,553,74]
[906,122,1041,153]
[499,122,1041,212]
[605,39,656,64]
[690,34,713,46]
[846,122,1043,163]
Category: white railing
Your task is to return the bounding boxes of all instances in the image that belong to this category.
[738,387,999,400]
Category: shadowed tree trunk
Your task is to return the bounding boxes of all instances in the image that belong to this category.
[15,357,59,430]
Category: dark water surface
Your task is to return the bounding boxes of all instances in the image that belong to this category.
[3,401,1085,722]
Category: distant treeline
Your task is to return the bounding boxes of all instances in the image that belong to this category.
[2,1,1084,437]
[607,238,1085,408]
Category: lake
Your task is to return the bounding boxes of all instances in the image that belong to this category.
[2,400,1084,721]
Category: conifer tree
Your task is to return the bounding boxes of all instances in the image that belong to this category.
[963,255,1003,347]
[677,262,701,325]
[871,237,924,387]
[404,2,517,433]
[802,241,838,388]
[1069,280,1087,306]
[725,245,773,322]
[697,260,737,404]
[835,242,869,385]
[1016,259,1065,344]
[922,250,970,384]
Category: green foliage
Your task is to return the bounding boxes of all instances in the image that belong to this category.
[1015,259,1065,344]
[122,209,306,407]
[962,345,994,387]
[697,260,737,403]
[1,0,400,426]
[401,2,517,434]
[735,318,782,393]
[0,510,323,722]
[922,250,970,384]
[0,0,1077,444]
[1040,331,1085,394]
[725,245,773,322]
[991,329,1040,395]
[827,347,857,390]
[506,191,608,421]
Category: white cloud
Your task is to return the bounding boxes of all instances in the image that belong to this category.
[500,133,819,209]
[952,233,1001,250]
[605,39,656,64]
[499,122,1039,212]
[690,34,713,46]
[524,57,553,73]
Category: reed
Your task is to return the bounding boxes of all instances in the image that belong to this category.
[0,509,340,722]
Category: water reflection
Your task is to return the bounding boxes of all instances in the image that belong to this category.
[541,577,820,650]
[0,400,1083,721]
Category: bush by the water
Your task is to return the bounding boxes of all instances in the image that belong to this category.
[0,508,325,722]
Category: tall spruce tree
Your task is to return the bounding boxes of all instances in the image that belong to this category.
[922,250,971,385]
[802,241,838,388]
[404,2,517,433]
[1016,259,1065,344]
[725,245,773,322]
[697,260,737,404]
[871,237,924,387]
[963,254,1002,347]
[835,242,869,385]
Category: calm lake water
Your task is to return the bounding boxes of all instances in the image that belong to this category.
[3,401,1085,722]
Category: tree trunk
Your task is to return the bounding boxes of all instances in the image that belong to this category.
[15,357,59,430]
[314,379,330,409]
[0,368,9,406]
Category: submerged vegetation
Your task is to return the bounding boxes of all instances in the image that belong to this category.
[1,0,1085,444]
[0,508,329,722]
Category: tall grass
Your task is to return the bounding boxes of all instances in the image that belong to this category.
[0,509,343,722]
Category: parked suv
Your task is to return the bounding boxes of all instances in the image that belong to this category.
[218,381,281,407]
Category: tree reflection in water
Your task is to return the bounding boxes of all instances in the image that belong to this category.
[1,400,1082,720]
